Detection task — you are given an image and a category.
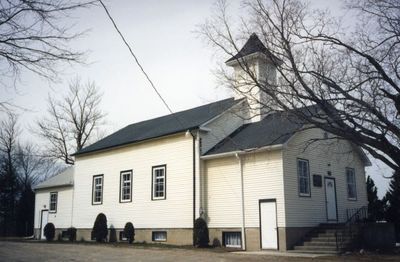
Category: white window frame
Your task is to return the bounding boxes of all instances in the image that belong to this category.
[297,159,311,197]
[152,231,167,242]
[92,175,103,205]
[152,165,166,200]
[346,168,357,200]
[223,232,242,248]
[120,170,132,203]
[49,192,58,213]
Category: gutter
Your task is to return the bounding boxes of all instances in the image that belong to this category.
[201,144,283,160]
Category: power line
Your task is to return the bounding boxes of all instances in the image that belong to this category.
[99,0,185,128]
[98,1,247,152]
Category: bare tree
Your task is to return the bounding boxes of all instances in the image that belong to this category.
[15,143,62,188]
[0,0,96,110]
[0,112,20,236]
[201,0,400,176]
[37,78,105,165]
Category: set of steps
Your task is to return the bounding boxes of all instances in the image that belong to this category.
[292,223,351,254]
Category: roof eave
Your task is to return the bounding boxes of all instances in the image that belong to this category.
[73,127,199,157]
[202,144,283,160]
[34,183,74,191]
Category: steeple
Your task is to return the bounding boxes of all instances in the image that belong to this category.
[226,33,279,123]
[226,33,269,63]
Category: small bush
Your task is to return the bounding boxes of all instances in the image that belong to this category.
[44,223,55,241]
[92,213,108,242]
[193,217,209,247]
[124,222,135,244]
[67,227,77,242]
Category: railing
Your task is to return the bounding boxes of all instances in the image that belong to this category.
[335,206,368,251]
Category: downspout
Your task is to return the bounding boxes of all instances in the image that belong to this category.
[189,130,196,246]
[236,153,246,250]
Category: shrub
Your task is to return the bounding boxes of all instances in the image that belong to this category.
[92,213,108,242]
[67,227,77,242]
[44,223,55,241]
[124,222,135,244]
[193,217,209,247]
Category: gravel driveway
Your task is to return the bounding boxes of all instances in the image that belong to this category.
[0,241,398,262]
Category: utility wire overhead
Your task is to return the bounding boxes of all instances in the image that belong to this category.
[98,0,185,129]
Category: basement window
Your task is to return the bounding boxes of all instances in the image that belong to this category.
[119,231,127,241]
[152,231,167,242]
[223,232,242,248]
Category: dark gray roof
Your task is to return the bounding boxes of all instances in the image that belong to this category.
[205,110,304,155]
[34,168,73,190]
[74,98,241,156]
[226,33,280,64]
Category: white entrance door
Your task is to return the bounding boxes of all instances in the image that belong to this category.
[260,201,278,249]
[41,210,49,240]
[325,178,337,221]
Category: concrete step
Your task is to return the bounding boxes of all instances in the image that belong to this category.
[319,223,345,229]
[294,245,338,252]
[308,235,351,241]
[303,241,337,247]
[313,232,337,237]
[289,249,340,255]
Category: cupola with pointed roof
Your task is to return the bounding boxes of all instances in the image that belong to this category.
[226,33,279,122]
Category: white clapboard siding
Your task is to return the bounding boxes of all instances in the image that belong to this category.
[72,133,194,229]
[200,103,247,154]
[282,128,368,227]
[204,150,285,228]
[204,156,242,228]
[34,187,74,229]
[242,150,285,227]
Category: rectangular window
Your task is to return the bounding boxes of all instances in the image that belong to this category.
[152,231,167,242]
[120,170,132,202]
[92,175,103,205]
[223,232,242,248]
[152,165,166,200]
[313,174,322,187]
[119,231,127,241]
[49,192,57,212]
[346,168,357,200]
[298,159,311,196]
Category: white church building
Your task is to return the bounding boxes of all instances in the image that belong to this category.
[34,34,369,252]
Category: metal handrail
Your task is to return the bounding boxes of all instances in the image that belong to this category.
[335,206,368,251]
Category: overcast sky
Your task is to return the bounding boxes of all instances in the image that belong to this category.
[0,0,392,197]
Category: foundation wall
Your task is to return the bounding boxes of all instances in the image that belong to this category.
[33,226,312,251]
[74,228,193,245]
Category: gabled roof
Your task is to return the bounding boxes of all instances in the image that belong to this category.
[226,33,280,64]
[205,110,303,155]
[74,98,242,156]
[34,168,74,190]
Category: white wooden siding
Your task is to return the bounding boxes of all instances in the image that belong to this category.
[282,128,368,227]
[204,150,285,228]
[200,103,247,154]
[72,133,194,229]
[34,187,74,229]
[242,151,285,227]
[204,156,242,228]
